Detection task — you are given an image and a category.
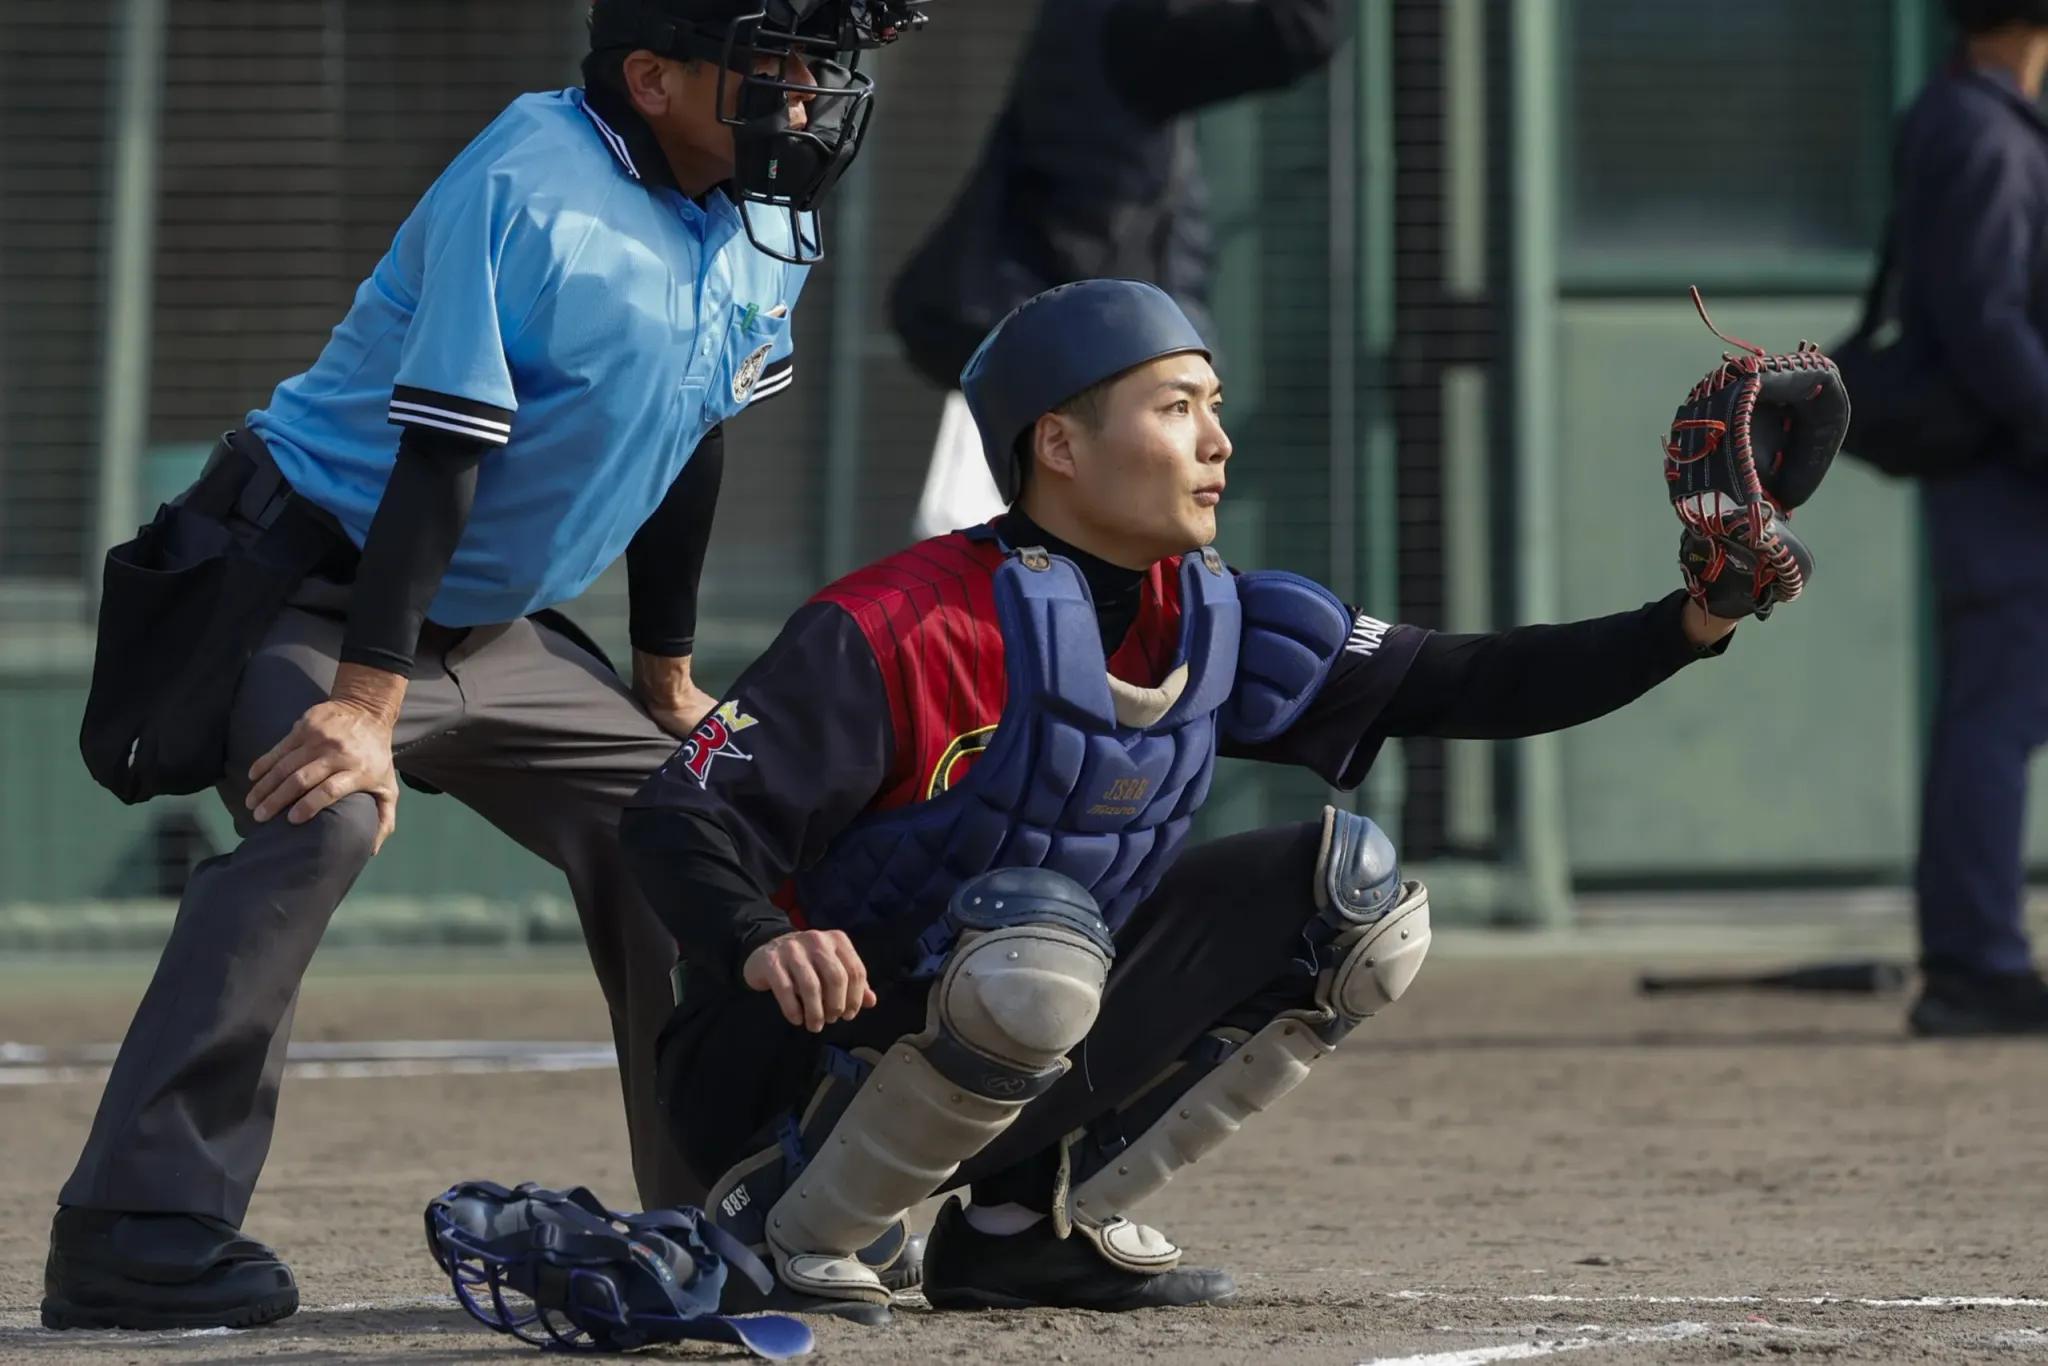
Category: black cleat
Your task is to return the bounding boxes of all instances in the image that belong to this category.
[1910,968,2048,1037]
[922,1197,1236,1312]
[40,1207,298,1331]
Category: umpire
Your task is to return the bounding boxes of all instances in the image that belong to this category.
[45,0,925,1333]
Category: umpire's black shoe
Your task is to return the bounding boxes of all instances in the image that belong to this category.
[922,1197,1237,1311]
[41,1207,298,1330]
[1909,967,2048,1037]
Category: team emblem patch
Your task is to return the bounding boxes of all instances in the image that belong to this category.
[925,725,997,799]
[681,700,760,786]
[732,342,774,404]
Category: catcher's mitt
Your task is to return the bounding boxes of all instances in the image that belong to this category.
[1664,288,1849,620]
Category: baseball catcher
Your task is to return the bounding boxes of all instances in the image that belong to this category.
[619,280,1843,1318]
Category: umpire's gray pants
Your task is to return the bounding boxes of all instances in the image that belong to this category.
[59,564,694,1224]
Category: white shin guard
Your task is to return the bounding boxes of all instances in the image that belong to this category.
[1061,809,1431,1261]
[765,901,1113,1303]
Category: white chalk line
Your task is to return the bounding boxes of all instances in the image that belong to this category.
[0,1039,615,1087]
[1359,1322,1711,1366]
[1359,1309,2048,1366]
[1358,1292,2048,1366]
[0,1295,463,1342]
[1387,1290,2048,1310]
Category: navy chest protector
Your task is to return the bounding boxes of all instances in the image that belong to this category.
[793,546,1350,972]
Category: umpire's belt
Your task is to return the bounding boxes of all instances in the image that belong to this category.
[186,429,349,550]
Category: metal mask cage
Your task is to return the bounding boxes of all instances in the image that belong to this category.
[707,14,877,263]
[589,3,927,263]
[427,1203,609,1350]
[428,1204,720,1353]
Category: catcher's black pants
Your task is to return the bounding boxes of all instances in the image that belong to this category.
[656,818,1328,1207]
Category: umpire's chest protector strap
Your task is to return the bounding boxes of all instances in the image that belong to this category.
[1217,571,1353,745]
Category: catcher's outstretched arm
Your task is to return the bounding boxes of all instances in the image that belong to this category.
[1374,593,1723,742]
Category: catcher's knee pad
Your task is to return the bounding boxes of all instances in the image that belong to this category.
[760,868,1114,1303]
[1309,805,1432,1035]
[1061,809,1430,1261]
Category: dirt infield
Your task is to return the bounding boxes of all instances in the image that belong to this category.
[3,944,2044,1364]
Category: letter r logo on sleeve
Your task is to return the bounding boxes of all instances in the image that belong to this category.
[681,701,761,786]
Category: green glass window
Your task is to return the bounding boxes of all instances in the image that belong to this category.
[1561,0,1896,288]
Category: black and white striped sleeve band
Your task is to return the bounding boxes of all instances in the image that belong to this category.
[389,385,514,446]
[747,357,795,407]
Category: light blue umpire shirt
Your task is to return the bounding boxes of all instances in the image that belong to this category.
[247,87,808,627]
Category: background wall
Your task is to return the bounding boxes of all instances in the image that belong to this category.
[0,0,2002,923]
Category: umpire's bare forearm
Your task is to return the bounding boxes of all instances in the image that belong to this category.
[331,661,406,727]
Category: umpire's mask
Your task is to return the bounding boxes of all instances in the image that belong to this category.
[590,1,931,265]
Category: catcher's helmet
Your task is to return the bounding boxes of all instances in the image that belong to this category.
[960,279,1212,503]
[588,1,932,264]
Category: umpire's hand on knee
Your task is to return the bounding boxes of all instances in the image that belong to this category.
[245,694,400,854]
[743,930,877,1033]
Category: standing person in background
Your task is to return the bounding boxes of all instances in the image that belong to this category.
[891,0,1341,538]
[1901,0,2048,1036]
[45,0,929,1332]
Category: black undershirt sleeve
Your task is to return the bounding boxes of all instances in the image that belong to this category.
[622,601,896,986]
[626,425,724,658]
[1380,591,1722,739]
[1225,590,1725,789]
[1101,0,1344,120]
[337,425,486,677]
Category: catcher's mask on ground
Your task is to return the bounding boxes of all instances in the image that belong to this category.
[423,1181,810,1358]
[590,1,928,264]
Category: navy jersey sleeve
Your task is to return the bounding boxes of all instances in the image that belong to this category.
[622,601,892,984]
[387,167,532,446]
[1224,591,1721,789]
[1221,609,1428,788]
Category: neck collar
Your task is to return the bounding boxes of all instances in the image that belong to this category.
[1955,51,2048,125]
[995,510,1150,598]
[579,79,684,194]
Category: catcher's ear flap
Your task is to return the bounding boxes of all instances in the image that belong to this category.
[1753,356,1850,511]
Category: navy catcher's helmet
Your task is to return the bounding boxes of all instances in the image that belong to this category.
[960,279,1211,503]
